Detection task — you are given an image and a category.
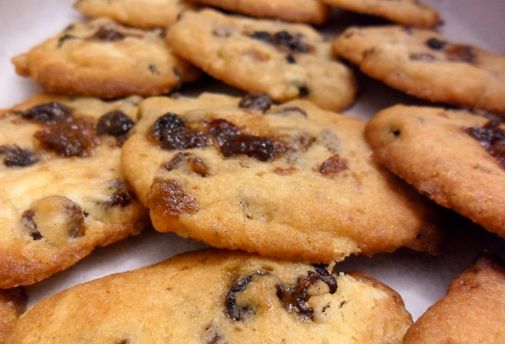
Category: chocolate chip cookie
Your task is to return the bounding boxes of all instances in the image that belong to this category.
[334,26,505,114]
[0,288,26,343]
[5,250,413,343]
[366,105,505,240]
[322,0,440,27]
[404,253,505,343]
[186,0,328,24]
[0,94,147,288]
[166,9,356,111]
[75,0,193,29]
[12,18,199,99]
[121,93,442,263]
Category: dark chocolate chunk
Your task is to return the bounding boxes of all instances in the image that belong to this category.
[239,93,273,113]
[0,145,38,167]
[91,27,125,41]
[466,120,505,169]
[225,270,269,321]
[96,110,135,138]
[20,102,72,124]
[426,37,447,50]
[35,117,97,157]
[107,180,133,207]
[149,178,199,217]
[21,210,42,240]
[164,152,209,177]
[319,155,348,176]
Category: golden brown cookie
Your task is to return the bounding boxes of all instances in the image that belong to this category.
[366,105,505,241]
[404,254,505,343]
[12,19,199,99]
[0,288,26,343]
[75,0,194,29]
[334,26,505,114]
[321,0,440,27]
[0,94,147,288]
[186,0,328,24]
[5,250,413,343]
[121,93,442,263]
[167,9,356,111]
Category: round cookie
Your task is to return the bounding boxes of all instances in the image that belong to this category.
[121,92,442,263]
[321,0,439,28]
[185,0,328,24]
[5,250,413,343]
[334,26,505,114]
[404,254,505,343]
[12,18,199,99]
[166,9,356,112]
[0,94,147,288]
[75,0,194,29]
[0,288,26,343]
[366,105,505,240]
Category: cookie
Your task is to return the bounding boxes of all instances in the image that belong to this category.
[321,0,439,27]
[166,9,356,111]
[404,254,505,343]
[121,93,442,263]
[366,105,505,240]
[334,26,505,114]
[186,0,328,24]
[0,94,147,288]
[0,288,26,343]
[5,249,413,343]
[12,18,199,99]
[75,0,194,29]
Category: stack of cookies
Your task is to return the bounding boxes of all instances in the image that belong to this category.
[1,0,504,343]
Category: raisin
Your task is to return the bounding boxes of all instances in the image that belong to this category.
[466,120,505,169]
[249,30,312,53]
[20,102,72,124]
[203,325,226,344]
[58,34,78,48]
[107,180,133,207]
[426,37,447,50]
[249,31,273,43]
[445,44,476,63]
[164,152,209,177]
[148,64,160,75]
[239,93,273,113]
[319,155,348,176]
[208,119,241,146]
[225,271,269,321]
[96,110,135,138]
[151,113,208,151]
[273,166,297,175]
[91,27,125,41]
[286,54,297,64]
[410,52,437,62]
[149,178,199,217]
[0,145,38,167]
[151,113,186,141]
[298,85,310,97]
[35,117,97,157]
[21,210,42,240]
[276,265,337,321]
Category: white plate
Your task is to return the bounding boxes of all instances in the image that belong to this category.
[1,0,504,321]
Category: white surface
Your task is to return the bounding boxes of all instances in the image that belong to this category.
[1,0,505,321]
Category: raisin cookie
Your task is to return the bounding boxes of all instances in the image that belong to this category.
[334,26,505,114]
[5,249,413,343]
[0,94,146,288]
[404,254,505,343]
[186,0,328,24]
[321,0,439,27]
[366,105,505,240]
[167,9,355,111]
[121,93,442,263]
[75,0,194,29]
[0,288,26,343]
[12,18,199,99]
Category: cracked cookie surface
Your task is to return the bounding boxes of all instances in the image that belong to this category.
[5,250,413,344]
[12,18,199,99]
[167,9,355,111]
[121,93,442,263]
[0,94,147,288]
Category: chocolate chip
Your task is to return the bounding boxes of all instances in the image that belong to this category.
[466,120,505,169]
[107,180,133,207]
[164,152,209,177]
[149,178,199,217]
[96,110,135,140]
[20,102,72,124]
[225,271,269,321]
[0,145,38,167]
[239,93,273,113]
[426,37,447,50]
[35,117,97,157]
[319,155,348,176]
[91,27,125,41]
[410,52,437,62]
[21,210,42,240]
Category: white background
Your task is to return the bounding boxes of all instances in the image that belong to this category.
[1,0,505,320]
